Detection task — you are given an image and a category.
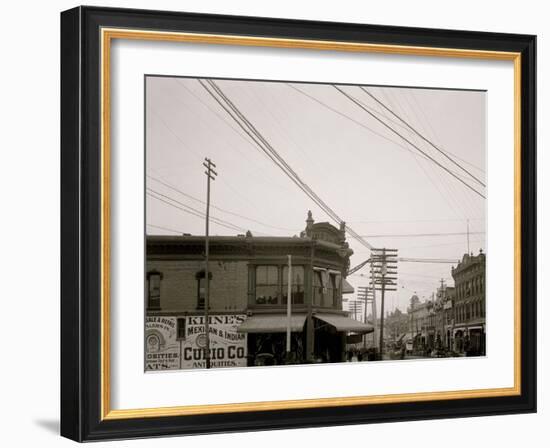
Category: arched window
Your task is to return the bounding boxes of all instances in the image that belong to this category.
[146,270,162,311]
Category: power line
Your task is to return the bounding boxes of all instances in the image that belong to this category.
[359,86,486,187]
[347,218,484,224]
[208,79,373,250]
[147,189,246,233]
[288,83,410,142]
[206,80,339,222]
[398,257,459,264]
[173,79,298,197]
[147,223,185,234]
[406,89,485,174]
[358,231,485,238]
[333,85,486,200]
[199,79,373,250]
[286,84,481,184]
[373,88,465,221]
[197,80,314,210]
[147,174,299,232]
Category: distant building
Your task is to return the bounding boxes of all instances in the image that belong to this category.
[145,211,373,370]
[431,283,456,351]
[385,308,409,343]
[407,295,431,351]
[451,250,486,356]
[441,286,456,351]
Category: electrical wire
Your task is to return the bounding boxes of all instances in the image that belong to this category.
[333,85,486,199]
[359,86,486,187]
[200,79,374,250]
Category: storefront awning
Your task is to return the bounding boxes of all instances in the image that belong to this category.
[237,314,307,333]
[342,279,355,294]
[315,313,374,334]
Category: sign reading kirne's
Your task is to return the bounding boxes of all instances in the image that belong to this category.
[181,314,247,369]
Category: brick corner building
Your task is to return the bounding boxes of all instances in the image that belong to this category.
[145,211,373,370]
[451,250,486,356]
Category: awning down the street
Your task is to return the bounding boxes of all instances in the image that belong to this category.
[314,313,374,334]
[400,332,418,342]
[236,314,307,333]
[342,279,355,294]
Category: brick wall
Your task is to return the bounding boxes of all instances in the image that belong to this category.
[147,259,249,313]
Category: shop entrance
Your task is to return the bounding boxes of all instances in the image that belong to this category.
[246,332,305,366]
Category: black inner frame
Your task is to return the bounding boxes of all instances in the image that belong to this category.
[60,6,536,442]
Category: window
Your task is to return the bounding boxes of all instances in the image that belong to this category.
[147,271,162,310]
[313,268,326,306]
[282,266,305,305]
[255,265,279,305]
[177,317,186,339]
[195,271,212,310]
[327,272,341,307]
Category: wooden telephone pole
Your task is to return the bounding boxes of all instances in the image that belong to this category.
[371,248,398,358]
[203,157,217,369]
[357,286,374,348]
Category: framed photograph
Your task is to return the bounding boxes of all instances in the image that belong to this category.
[60,6,536,441]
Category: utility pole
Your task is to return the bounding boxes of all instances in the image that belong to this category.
[370,261,377,348]
[371,248,398,359]
[379,250,386,358]
[203,157,217,369]
[357,286,374,349]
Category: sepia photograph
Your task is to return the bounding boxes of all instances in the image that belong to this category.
[144,76,487,371]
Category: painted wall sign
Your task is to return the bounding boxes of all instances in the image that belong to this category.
[181,314,247,369]
[145,316,179,371]
[145,314,248,370]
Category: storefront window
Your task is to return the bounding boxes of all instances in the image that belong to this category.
[282,266,304,305]
[256,265,279,305]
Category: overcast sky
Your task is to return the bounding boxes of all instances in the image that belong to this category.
[145,76,486,313]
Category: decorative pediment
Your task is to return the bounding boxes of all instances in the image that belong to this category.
[310,222,344,244]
